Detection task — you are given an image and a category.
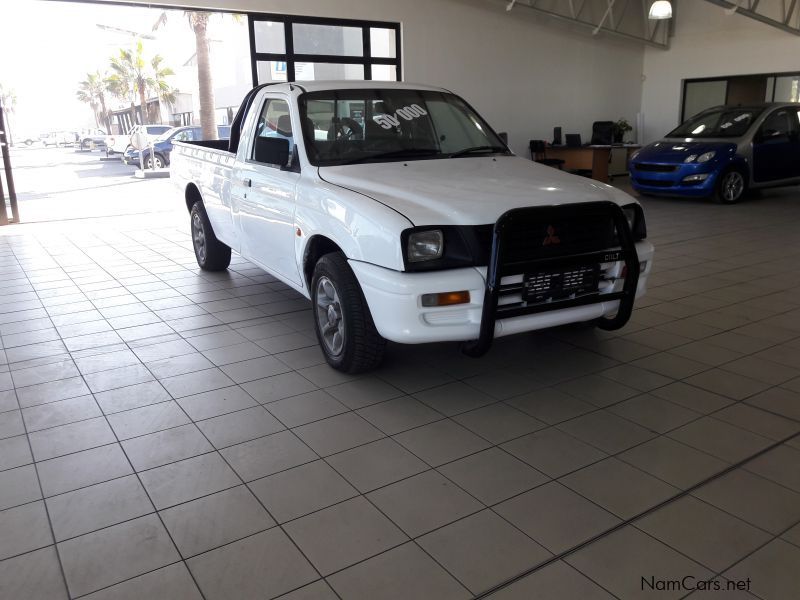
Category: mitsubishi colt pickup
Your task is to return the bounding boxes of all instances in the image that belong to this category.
[171,81,654,373]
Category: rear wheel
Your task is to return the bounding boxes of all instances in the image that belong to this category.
[190,202,231,271]
[715,168,746,204]
[146,154,166,169]
[311,253,386,373]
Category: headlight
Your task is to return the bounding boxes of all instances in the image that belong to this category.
[696,151,716,163]
[621,204,647,241]
[684,154,697,163]
[629,150,641,161]
[407,230,444,262]
[622,206,636,231]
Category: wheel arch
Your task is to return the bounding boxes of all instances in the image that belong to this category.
[185,183,203,213]
[302,235,345,289]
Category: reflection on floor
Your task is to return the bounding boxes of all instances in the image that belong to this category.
[1,185,800,599]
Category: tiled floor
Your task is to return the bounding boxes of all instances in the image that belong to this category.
[1,186,800,599]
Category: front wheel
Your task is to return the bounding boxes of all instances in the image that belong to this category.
[715,169,747,204]
[146,154,166,169]
[311,253,386,373]
[190,202,231,271]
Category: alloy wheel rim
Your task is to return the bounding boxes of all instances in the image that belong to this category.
[192,213,206,262]
[315,276,345,356]
[723,172,743,202]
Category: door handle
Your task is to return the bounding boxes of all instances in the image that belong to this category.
[242,178,252,187]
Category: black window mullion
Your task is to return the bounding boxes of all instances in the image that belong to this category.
[285,21,296,82]
[395,25,402,80]
[248,16,259,87]
[362,26,372,80]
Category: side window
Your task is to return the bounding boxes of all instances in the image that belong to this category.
[759,110,793,140]
[173,130,192,142]
[253,98,294,161]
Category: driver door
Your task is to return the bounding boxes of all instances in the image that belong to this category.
[752,108,800,182]
[232,96,302,285]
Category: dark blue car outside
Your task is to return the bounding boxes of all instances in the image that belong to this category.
[630,104,800,203]
[124,125,231,168]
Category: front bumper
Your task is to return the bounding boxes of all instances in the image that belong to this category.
[630,161,719,197]
[350,240,654,344]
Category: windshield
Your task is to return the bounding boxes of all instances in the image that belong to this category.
[667,108,763,138]
[156,128,180,142]
[299,89,507,166]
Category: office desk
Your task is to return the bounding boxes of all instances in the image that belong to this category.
[545,145,641,183]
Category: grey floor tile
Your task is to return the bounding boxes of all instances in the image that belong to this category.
[556,410,656,454]
[746,386,800,421]
[609,393,701,434]
[220,355,292,383]
[0,434,33,471]
[221,430,318,481]
[453,403,546,444]
[506,387,596,425]
[724,539,800,600]
[248,459,357,523]
[73,349,141,376]
[393,419,491,467]
[273,580,338,600]
[11,356,79,388]
[197,406,285,449]
[418,509,551,594]
[713,403,799,441]
[28,416,116,461]
[328,542,470,600]
[139,452,240,510]
[356,396,442,435]
[15,377,91,408]
[636,495,771,572]
[0,388,17,412]
[201,341,268,366]
[325,438,428,493]
[744,444,800,492]
[496,481,621,554]
[83,364,154,394]
[81,563,202,600]
[326,376,404,410]
[0,500,54,560]
[46,475,154,541]
[284,496,407,575]
[650,381,733,414]
[668,417,773,463]
[483,560,615,600]
[0,546,69,600]
[556,374,640,407]
[0,464,41,510]
[566,526,711,600]
[560,457,679,519]
[241,371,318,404]
[368,470,483,537]
[176,385,256,421]
[122,423,214,471]
[413,381,496,416]
[37,444,132,497]
[145,352,214,379]
[266,389,348,428]
[502,427,606,478]
[293,412,384,456]
[106,400,190,440]
[94,380,172,414]
[22,395,101,432]
[685,369,771,401]
[0,409,25,439]
[618,436,728,489]
[57,514,180,598]
[160,367,235,399]
[187,528,317,600]
[692,469,800,534]
[160,485,274,557]
[438,447,548,506]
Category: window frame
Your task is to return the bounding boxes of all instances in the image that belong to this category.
[248,14,401,85]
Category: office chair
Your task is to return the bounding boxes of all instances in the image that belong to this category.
[565,134,582,147]
[529,140,565,170]
[590,121,614,145]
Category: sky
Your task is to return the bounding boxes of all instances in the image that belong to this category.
[0,0,236,135]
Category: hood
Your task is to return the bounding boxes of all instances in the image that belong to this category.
[635,139,737,164]
[318,156,633,226]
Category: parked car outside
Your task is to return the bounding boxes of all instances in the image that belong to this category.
[105,124,172,156]
[629,103,800,203]
[79,129,107,150]
[40,131,78,147]
[123,125,231,168]
[171,82,654,373]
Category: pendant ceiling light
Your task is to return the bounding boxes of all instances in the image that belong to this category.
[649,0,673,20]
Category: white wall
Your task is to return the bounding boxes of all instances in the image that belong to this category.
[641,1,800,142]
[93,0,646,156]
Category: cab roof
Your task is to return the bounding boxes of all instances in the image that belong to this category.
[263,80,450,94]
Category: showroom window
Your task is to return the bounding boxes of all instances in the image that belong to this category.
[248,15,401,86]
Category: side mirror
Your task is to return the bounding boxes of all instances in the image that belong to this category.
[254,136,290,167]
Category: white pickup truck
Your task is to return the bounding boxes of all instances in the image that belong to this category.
[171,81,654,373]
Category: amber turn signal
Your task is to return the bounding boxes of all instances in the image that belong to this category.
[421,291,471,307]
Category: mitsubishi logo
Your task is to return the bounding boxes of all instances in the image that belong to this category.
[542,225,560,246]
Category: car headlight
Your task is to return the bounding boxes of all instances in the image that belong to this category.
[621,204,647,241]
[407,230,444,262]
[684,154,697,163]
[629,149,641,161]
[622,206,636,231]
[696,151,716,163]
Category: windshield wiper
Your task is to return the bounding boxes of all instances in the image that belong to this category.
[339,148,441,165]
[448,145,507,158]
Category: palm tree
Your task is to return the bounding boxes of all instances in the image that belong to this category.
[76,72,111,130]
[0,83,16,146]
[109,40,175,125]
[154,11,241,140]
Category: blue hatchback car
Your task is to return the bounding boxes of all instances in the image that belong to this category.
[124,125,231,168]
[630,103,800,203]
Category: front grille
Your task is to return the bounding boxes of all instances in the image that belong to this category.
[636,178,674,188]
[634,163,677,173]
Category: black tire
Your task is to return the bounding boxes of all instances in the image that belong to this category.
[190,202,231,271]
[311,253,386,373]
[715,168,747,204]
[146,154,166,169]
